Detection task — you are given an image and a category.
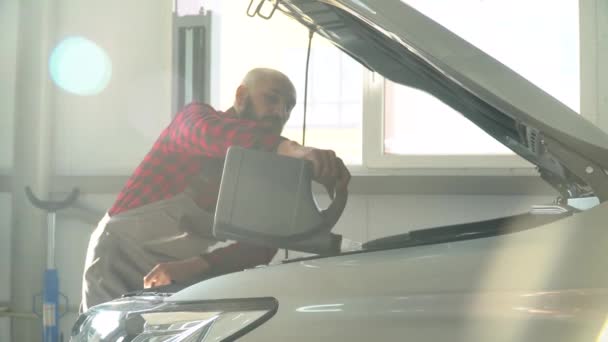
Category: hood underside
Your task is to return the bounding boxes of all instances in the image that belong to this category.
[271,0,608,201]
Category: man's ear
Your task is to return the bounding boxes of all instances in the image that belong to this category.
[234,85,248,112]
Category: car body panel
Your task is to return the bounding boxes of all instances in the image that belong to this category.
[167,202,608,341]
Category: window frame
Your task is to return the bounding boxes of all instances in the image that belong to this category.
[359,0,587,173]
[202,1,598,176]
[361,70,535,171]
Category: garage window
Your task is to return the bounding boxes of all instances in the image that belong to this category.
[178,0,579,171]
[210,2,364,165]
[365,0,580,169]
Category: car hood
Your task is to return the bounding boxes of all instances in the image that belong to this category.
[274,0,608,201]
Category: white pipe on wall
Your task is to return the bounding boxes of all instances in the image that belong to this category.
[10,0,57,341]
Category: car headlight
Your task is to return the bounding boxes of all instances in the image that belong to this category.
[71,296,277,341]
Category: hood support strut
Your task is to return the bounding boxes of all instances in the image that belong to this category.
[542,136,608,202]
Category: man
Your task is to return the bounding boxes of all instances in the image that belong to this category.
[80,68,351,311]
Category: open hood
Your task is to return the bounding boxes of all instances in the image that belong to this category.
[271,0,608,201]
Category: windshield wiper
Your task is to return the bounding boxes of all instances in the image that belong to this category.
[363,211,571,251]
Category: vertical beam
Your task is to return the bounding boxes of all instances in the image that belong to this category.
[0,0,19,339]
[0,0,18,174]
[361,70,385,167]
[580,0,608,132]
[172,12,213,116]
[11,0,56,341]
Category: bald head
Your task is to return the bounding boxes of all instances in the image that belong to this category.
[234,68,297,130]
[241,68,295,92]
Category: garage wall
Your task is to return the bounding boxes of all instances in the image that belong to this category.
[49,0,172,337]
[49,0,171,334]
[52,0,173,175]
[0,0,17,173]
[4,0,172,340]
[0,0,18,340]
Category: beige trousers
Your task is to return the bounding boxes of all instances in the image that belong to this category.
[80,190,217,312]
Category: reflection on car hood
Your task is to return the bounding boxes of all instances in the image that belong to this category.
[275,0,608,201]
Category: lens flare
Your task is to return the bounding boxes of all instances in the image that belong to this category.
[49,36,112,96]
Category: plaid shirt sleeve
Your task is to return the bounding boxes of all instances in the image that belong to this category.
[165,103,282,275]
[204,243,278,275]
[165,103,285,156]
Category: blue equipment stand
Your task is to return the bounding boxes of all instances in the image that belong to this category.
[26,187,79,342]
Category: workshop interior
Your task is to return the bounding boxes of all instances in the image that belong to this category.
[1,0,608,341]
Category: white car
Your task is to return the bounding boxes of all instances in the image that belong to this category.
[70,0,608,341]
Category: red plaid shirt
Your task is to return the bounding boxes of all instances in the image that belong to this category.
[109,102,283,275]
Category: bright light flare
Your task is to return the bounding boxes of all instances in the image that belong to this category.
[49,36,112,96]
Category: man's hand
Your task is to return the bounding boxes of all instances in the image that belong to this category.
[143,256,210,289]
[277,140,351,197]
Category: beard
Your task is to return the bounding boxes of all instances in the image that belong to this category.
[240,97,285,133]
[239,97,257,120]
